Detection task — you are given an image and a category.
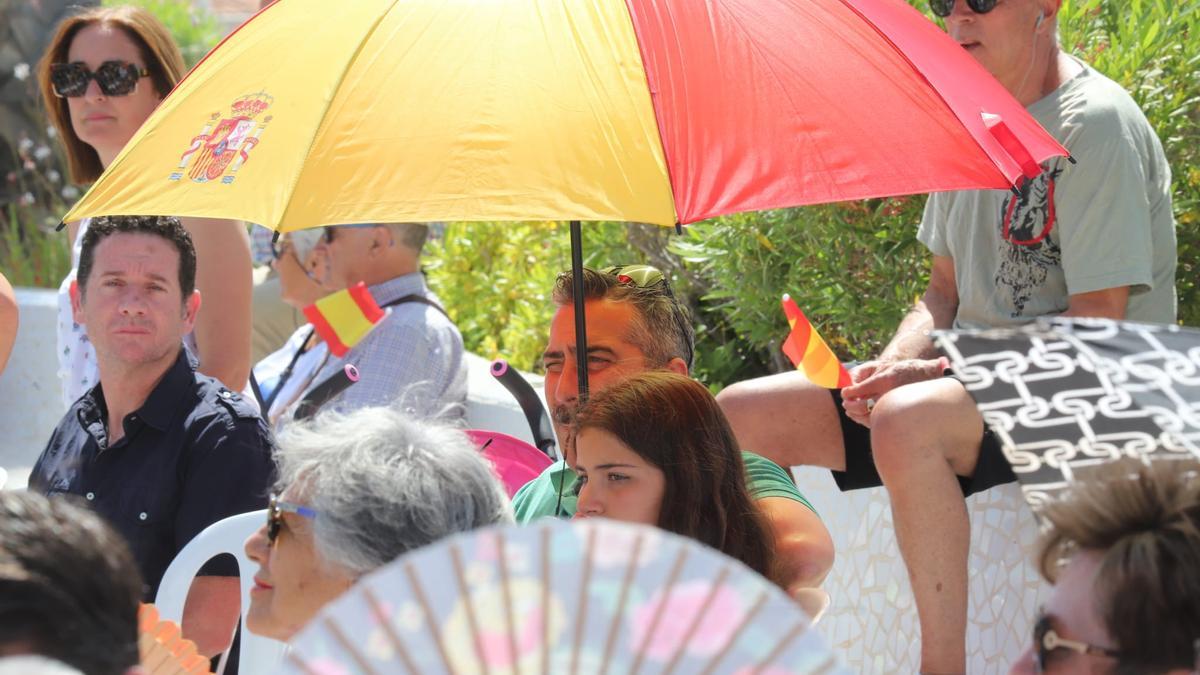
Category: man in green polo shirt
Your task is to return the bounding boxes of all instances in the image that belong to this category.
[512,265,834,595]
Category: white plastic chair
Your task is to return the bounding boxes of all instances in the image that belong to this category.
[154,509,286,674]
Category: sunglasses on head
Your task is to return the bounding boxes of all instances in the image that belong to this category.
[599,264,694,369]
[1032,612,1122,673]
[929,0,998,17]
[50,60,149,98]
[266,493,318,545]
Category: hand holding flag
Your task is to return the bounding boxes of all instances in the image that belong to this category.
[780,294,852,389]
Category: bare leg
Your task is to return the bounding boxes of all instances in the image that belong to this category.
[717,371,849,470]
[870,378,986,675]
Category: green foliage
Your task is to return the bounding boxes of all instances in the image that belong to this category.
[423,222,640,374]
[102,0,222,68]
[1056,0,1200,323]
[2,204,70,287]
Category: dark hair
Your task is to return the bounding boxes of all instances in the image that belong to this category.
[1036,457,1200,674]
[37,6,186,184]
[77,215,196,301]
[0,492,143,675]
[571,371,779,585]
[553,267,694,369]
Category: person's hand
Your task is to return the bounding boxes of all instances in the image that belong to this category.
[841,356,949,427]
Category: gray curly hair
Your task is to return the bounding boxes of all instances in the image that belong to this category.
[273,405,512,576]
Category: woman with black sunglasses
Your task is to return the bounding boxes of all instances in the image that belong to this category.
[37,6,256,406]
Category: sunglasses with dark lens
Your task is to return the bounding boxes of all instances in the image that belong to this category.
[1032,613,1122,672]
[50,60,149,98]
[266,493,318,544]
[322,223,382,244]
[599,264,694,369]
[929,0,998,18]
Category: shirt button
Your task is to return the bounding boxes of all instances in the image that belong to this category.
[85,492,95,501]
[139,512,148,521]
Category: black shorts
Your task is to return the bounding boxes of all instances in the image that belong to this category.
[827,385,1016,498]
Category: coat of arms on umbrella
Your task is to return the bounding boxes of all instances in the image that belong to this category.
[935,317,1200,514]
[170,91,273,185]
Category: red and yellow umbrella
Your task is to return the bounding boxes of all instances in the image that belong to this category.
[64,0,1065,231]
[62,0,1069,397]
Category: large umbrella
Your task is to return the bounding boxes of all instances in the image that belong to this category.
[63,0,1068,394]
[934,318,1200,514]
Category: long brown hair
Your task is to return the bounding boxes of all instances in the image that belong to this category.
[571,371,780,585]
[37,6,186,184]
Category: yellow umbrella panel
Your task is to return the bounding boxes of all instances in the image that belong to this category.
[66,0,677,230]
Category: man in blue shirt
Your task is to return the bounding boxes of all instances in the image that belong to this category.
[30,215,273,659]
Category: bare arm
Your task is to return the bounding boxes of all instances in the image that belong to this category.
[840,256,958,424]
[877,255,959,362]
[0,273,16,375]
[180,576,241,657]
[758,496,835,590]
[184,217,253,391]
[1062,286,1128,319]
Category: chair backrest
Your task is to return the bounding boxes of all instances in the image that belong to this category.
[154,509,286,674]
[466,429,554,497]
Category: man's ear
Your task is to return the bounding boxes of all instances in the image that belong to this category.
[69,279,85,325]
[665,357,689,376]
[182,290,201,331]
[371,225,394,252]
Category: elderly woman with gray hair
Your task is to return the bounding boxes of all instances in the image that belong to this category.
[243,405,512,641]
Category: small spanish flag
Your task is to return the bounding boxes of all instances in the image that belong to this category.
[780,294,852,389]
[303,282,386,357]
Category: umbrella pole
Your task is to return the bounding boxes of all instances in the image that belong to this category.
[569,220,589,401]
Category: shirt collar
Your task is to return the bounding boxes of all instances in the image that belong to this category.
[78,348,195,434]
[367,272,428,305]
[137,348,198,430]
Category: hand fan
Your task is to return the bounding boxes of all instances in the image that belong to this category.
[138,604,213,674]
[277,519,847,674]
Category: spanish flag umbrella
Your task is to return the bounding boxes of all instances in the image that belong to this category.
[64,0,1068,395]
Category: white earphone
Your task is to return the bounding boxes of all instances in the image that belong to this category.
[1034,10,1045,29]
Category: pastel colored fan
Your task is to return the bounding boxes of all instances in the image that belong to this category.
[277,519,848,674]
[138,604,213,674]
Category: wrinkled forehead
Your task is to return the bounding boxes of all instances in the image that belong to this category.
[547,302,648,355]
[90,232,180,274]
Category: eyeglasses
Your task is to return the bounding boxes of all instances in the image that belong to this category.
[929,0,998,18]
[1032,613,1122,673]
[599,264,694,369]
[50,61,149,98]
[266,493,318,544]
[322,223,382,244]
[271,237,294,261]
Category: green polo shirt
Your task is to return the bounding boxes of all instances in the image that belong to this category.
[510,450,817,522]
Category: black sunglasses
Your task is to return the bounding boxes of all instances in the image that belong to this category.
[1032,613,1122,672]
[266,493,318,544]
[50,60,149,98]
[929,0,998,18]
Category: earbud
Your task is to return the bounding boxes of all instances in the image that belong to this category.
[1034,11,1045,29]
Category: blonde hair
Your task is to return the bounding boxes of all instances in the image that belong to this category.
[1037,457,1200,673]
[37,6,186,184]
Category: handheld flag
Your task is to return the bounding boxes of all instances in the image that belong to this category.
[303,282,386,357]
[781,294,852,389]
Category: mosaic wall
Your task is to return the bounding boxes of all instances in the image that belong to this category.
[793,468,1050,674]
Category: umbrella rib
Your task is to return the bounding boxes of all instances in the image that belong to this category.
[830,0,1013,189]
[276,0,407,231]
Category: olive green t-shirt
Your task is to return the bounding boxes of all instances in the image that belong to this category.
[510,450,816,522]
